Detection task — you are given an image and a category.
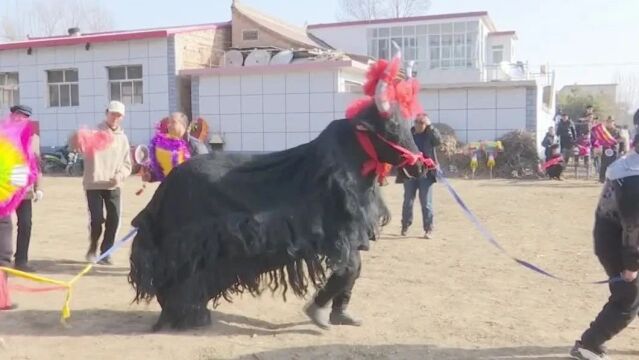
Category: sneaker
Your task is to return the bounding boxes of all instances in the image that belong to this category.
[424,231,432,239]
[570,341,610,360]
[14,262,35,273]
[97,257,112,266]
[303,301,330,330]
[400,225,408,236]
[85,251,97,263]
[329,311,362,326]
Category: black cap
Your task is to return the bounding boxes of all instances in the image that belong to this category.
[10,105,32,117]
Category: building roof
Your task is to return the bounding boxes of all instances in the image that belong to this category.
[232,1,325,49]
[0,22,231,51]
[488,31,518,40]
[561,83,618,89]
[307,11,491,29]
[181,59,367,77]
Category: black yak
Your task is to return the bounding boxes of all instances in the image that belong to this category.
[128,50,433,331]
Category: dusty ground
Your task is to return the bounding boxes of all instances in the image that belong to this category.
[1,176,638,360]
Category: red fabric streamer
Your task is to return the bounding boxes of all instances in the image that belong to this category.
[543,156,564,170]
[348,56,421,121]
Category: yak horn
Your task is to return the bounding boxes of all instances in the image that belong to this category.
[375,41,403,114]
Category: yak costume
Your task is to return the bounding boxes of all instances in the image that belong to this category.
[128,49,432,331]
[571,145,639,359]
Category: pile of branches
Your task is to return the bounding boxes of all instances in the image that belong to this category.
[493,130,541,179]
[433,127,541,179]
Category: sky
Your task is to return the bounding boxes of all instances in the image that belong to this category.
[4,0,639,93]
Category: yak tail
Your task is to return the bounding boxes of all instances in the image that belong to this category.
[128,209,161,303]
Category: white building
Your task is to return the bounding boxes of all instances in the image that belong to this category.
[308,12,556,144]
[0,23,230,147]
[0,2,555,151]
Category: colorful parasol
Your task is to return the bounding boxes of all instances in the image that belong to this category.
[0,118,37,217]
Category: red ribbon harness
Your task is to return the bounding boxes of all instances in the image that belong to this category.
[353,126,437,185]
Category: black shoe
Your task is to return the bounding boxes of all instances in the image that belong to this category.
[97,257,112,265]
[14,262,35,273]
[303,301,330,330]
[569,341,609,360]
[329,310,362,326]
[400,225,408,236]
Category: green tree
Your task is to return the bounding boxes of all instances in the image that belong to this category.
[557,89,617,122]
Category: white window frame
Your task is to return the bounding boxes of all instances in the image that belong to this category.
[0,72,19,108]
[242,29,259,41]
[492,45,504,64]
[368,21,479,71]
[108,65,143,105]
[47,69,79,108]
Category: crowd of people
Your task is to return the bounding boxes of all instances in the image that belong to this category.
[542,105,632,182]
[0,101,210,311]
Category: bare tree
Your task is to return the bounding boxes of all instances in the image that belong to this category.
[337,0,430,20]
[615,71,639,110]
[385,0,431,18]
[0,0,114,40]
[613,71,639,125]
[0,15,26,41]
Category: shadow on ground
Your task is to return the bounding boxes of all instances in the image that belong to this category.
[0,309,320,337]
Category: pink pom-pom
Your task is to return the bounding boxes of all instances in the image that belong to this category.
[75,128,114,155]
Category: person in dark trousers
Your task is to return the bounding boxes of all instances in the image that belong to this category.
[541,126,557,160]
[399,113,441,239]
[75,101,132,265]
[599,116,620,183]
[9,105,43,273]
[557,113,577,162]
[570,134,639,360]
[304,250,362,329]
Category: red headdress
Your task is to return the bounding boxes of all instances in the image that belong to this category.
[346,48,423,121]
[344,47,434,184]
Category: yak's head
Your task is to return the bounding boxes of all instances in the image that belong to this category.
[346,48,425,178]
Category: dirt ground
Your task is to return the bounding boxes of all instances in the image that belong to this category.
[1,176,638,360]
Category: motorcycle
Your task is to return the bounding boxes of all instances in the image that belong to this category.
[41,145,83,176]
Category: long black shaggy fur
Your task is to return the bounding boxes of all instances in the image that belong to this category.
[128,103,420,330]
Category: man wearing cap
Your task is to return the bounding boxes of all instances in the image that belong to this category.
[80,101,132,265]
[9,105,43,272]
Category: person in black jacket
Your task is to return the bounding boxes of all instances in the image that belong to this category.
[557,113,576,162]
[570,135,639,360]
[399,113,441,239]
[541,126,557,160]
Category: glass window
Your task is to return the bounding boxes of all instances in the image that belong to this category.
[47,69,79,107]
[403,26,415,36]
[0,72,19,108]
[108,65,144,104]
